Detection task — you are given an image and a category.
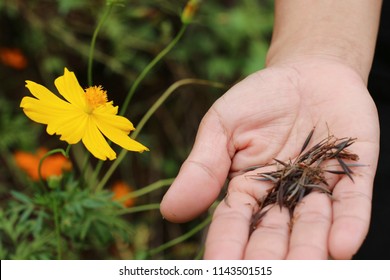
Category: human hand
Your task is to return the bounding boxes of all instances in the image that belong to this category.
[160,58,379,259]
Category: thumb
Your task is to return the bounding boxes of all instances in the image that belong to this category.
[160,109,233,222]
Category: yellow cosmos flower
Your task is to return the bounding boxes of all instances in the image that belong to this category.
[20,68,149,161]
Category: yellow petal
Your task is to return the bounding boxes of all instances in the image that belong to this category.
[21,96,75,124]
[21,95,86,144]
[54,68,86,109]
[48,112,88,144]
[82,118,116,160]
[93,106,135,134]
[93,114,149,153]
[95,101,118,115]
[25,81,64,103]
[59,114,88,144]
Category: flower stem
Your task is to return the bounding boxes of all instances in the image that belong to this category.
[117,178,174,203]
[87,3,113,86]
[95,79,225,191]
[85,2,115,187]
[132,78,225,139]
[117,203,161,215]
[145,214,212,258]
[36,146,70,259]
[93,22,189,187]
[52,194,62,260]
[119,24,188,116]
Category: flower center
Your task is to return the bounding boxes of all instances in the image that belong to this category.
[85,86,108,111]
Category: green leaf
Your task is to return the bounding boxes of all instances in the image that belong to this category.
[81,198,106,209]
[19,206,34,223]
[10,191,32,205]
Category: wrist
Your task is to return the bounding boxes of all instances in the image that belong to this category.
[266,35,371,82]
[265,0,382,84]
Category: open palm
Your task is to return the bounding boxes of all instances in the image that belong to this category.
[160,58,379,259]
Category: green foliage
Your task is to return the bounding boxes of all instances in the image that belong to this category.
[0,198,57,259]
[175,0,274,79]
[0,174,134,259]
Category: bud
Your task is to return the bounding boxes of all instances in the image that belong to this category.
[181,0,200,24]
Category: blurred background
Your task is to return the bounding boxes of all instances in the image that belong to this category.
[0,0,274,259]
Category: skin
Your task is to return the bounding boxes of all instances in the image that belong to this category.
[160,0,382,259]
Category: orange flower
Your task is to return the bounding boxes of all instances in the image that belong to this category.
[111,181,135,207]
[14,147,72,181]
[0,47,28,69]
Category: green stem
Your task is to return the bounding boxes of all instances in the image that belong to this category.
[93,23,189,186]
[132,78,225,139]
[119,24,188,116]
[95,79,225,192]
[117,203,160,215]
[37,146,70,259]
[146,214,212,257]
[194,246,205,260]
[80,149,92,187]
[92,162,104,192]
[88,3,113,86]
[86,3,115,186]
[118,178,174,202]
[52,191,62,259]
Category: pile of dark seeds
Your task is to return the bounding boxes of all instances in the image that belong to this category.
[245,128,361,234]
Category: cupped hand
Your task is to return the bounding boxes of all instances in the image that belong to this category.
[160,58,379,259]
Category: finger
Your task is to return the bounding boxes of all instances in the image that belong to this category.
[286,192,332,259]
[329,178,372,259]
[204,173,276,259]
[160,109,233,222]
[203,191,256,259]
[329,142,377,259]
[244,206,291,259]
